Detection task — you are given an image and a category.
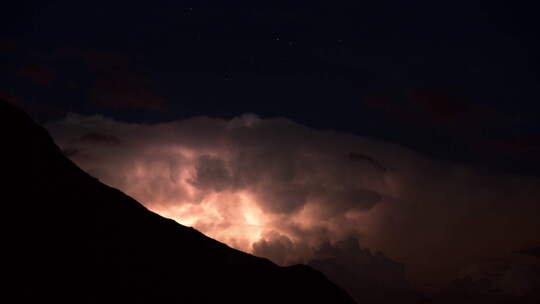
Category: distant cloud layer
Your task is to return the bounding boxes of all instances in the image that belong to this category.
[45,113,540,290]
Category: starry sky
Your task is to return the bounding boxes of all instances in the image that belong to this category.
[2,1,540,174]
[2,1,540,299]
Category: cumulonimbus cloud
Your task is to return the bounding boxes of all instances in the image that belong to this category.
[45,113,540,290]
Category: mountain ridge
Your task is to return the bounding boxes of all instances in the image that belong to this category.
[2,99,355,303]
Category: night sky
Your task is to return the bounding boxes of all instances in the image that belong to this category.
[3,1,540,300]
[3,1,540,174]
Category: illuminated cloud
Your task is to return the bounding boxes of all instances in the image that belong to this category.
[45,113,540,290]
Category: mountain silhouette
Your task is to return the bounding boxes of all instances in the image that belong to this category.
[2,100,355,303]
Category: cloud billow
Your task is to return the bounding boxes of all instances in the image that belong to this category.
[45,112,540,293]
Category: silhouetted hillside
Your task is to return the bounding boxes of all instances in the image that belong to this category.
[2,99,355,303]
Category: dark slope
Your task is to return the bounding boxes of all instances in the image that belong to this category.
[2,100,355,303]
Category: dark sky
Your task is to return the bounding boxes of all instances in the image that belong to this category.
[2,1,540,174]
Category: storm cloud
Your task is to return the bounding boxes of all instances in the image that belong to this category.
[45,113,540,290]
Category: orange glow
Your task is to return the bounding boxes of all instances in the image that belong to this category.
[150,191,269,253]
[47,113,540,290]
